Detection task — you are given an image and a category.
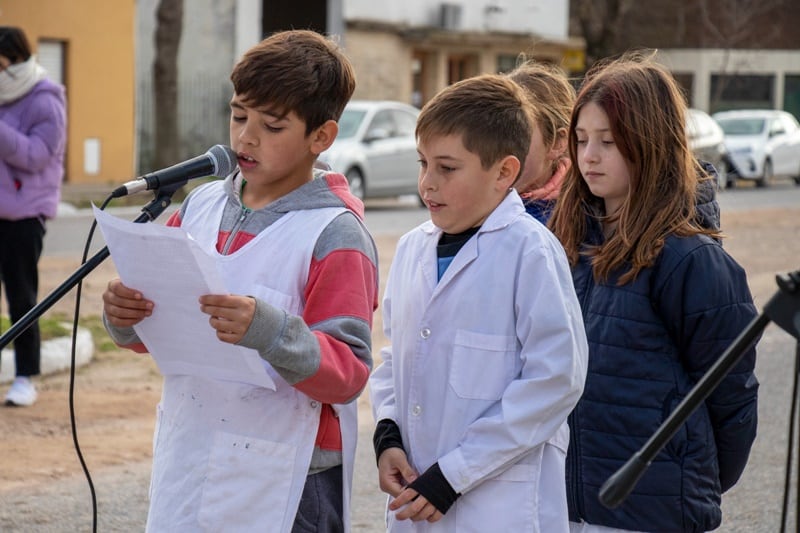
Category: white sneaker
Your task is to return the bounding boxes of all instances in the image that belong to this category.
[5,377,37,407]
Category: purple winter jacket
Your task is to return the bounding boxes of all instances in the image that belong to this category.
[0,78,67,221]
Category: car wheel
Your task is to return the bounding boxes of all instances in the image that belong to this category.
[345,168,365,200]
[794,176,800,186]
[756,159,773,188]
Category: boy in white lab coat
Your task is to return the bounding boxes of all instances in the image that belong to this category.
[369,74,588,532]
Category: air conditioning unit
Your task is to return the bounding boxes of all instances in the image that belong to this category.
[440,3,463,30]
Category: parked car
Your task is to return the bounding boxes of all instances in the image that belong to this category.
[319,100,421,200]
[712,109,800,188]
[686,108,730,189]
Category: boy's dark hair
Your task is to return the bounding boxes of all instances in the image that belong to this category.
[0,26,32,64]
[230,29,356,135]
[416,74,534,174]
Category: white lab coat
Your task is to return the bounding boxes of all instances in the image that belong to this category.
[369,191,588,532]
[145,182,357,532]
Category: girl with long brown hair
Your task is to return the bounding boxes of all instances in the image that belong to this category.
[549,53,759,532]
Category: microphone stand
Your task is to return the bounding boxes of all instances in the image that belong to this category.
[0,185,181,352]
[599,269,800,511]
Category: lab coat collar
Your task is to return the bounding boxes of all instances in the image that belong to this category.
[422,190,524,295]
[420,189,524,237]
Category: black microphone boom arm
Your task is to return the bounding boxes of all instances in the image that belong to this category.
[599,270,800,509]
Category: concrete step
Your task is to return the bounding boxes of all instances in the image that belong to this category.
[0,326,94,383]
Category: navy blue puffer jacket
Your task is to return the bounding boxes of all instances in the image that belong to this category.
[566,220,759,532]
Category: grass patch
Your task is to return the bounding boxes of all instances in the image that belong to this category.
[1,313,117,353]
[1,314,69,340]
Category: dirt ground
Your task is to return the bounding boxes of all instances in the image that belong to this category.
[0,206,798,518]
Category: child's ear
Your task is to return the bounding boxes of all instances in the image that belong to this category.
[497,155,521,190]
[310,119,339,155]
[549,127,569,160]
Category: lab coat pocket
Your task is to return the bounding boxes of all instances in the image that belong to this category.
[455,462,539,531]
[197,431,296,532]
[450,330,516,400]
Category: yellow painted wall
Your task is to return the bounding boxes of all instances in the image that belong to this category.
[0,0,135,184]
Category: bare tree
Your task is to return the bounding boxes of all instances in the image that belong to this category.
[573,0,635,70]
[697,0,786,110]
[153,0,184,170]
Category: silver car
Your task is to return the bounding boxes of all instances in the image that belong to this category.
[713,109,800,188]
[686,108,730,189]
[319,100,421,200]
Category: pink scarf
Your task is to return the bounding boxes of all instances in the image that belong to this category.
[520,157,571,202]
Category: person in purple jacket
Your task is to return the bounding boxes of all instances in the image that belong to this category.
[0,26,67,407]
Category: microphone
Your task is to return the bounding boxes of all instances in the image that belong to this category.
[111,144,238,198]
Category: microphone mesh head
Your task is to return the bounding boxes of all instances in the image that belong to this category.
[207,145,238,177]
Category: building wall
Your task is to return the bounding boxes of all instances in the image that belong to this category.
[567,0,800,117]
[345,0,569,39]
[342,0,580,106]
[657,49,800,115]
[345,30,414,102]
[345,23,582,106]
[136,0,237,172]
[1,0,136,185]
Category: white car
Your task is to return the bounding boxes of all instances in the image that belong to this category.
[319,100,421,200]
[712,109,800,188]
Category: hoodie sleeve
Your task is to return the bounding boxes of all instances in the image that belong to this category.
[237,211,379,404]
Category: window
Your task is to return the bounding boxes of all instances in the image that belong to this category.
[37,39,66,84]
[784,75,800,122]
[367,111,395,138]
[673,72,694,107]
[391,110,417,137]
[710,74,774,113]
[496,54,517,74]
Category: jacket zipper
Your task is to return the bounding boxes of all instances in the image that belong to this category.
[570,266,593,520]
[221,206,250,255]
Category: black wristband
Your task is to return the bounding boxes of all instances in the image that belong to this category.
[373,418,405,464]
[407,462,460,515]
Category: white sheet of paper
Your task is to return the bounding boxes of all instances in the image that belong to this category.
[93,205,275,390]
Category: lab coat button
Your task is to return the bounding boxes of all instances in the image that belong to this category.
[310,401,319,408]
[420,328,431,339]
[411,404,422,416]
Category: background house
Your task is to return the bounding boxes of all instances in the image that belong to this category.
[9,1,796,188]
[569,0,800,117]
[136,0,583,172]
[0,0,136,186]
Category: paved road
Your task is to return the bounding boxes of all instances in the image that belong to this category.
[42,183,800,258]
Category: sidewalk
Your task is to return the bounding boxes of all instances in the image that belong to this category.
[0,327,94,384]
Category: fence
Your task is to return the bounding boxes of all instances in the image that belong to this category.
[136,73,232,173]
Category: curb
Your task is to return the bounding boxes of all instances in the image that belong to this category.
[0,326,94,384]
